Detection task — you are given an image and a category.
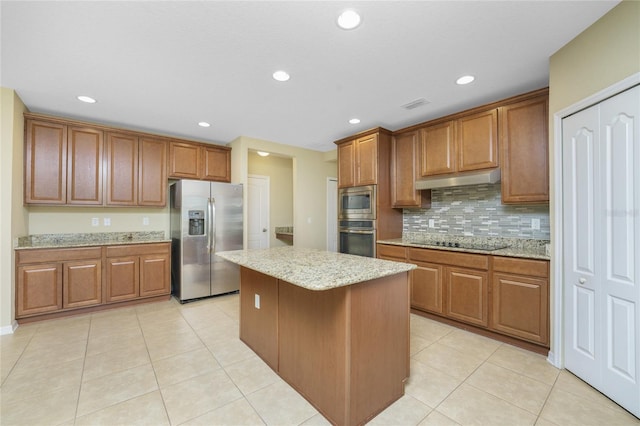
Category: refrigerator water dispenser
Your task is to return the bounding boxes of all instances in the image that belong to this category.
[188,210,205,235]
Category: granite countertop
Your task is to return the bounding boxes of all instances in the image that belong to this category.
[216,246,415,291]
[378,235,550,261]
[15,231,170,250]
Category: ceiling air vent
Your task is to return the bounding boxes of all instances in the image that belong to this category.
[401,98,429,110]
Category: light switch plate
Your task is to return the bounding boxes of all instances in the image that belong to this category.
[104,217,111,226]
[91,217,99,227]
[531,218,540,230]
[254,294,260,309]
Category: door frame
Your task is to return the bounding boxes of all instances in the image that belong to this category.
[551,72,640,368]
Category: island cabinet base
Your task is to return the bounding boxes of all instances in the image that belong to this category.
[239,267,410,426]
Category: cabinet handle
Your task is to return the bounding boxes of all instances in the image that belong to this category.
[579,277,586,284]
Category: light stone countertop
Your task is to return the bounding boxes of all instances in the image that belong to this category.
[15,231,170,250]
[216,246,415,291]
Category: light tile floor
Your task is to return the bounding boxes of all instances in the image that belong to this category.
[1,294,639,426]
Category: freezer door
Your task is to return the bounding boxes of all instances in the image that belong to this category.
[210,182,243,295]
[178,180,212,301]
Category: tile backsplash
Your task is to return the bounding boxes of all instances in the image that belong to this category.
[403,183,550,240]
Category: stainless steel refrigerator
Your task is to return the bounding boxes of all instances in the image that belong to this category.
[170,180,243,302]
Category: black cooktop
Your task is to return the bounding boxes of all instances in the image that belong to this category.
[416,241,509,251]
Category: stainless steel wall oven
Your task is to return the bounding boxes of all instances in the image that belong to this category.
[339,219,376,258]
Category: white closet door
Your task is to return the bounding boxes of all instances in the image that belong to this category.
[563,85,640,418]
[563,103,601,386]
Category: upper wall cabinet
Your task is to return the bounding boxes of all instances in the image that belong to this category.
[168,141,231,182]
[499,92,549,204]
[336,130,389,188]
[25,119,104,205]
[419,109,498,177]
[391,131,431,208]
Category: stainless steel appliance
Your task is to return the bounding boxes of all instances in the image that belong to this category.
[338,185,376,220]
[339,219,376,258]
[170,180,243,302]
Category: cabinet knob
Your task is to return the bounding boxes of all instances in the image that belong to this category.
[579,277,586,284]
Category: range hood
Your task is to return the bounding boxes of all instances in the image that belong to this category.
[415,168,501,190]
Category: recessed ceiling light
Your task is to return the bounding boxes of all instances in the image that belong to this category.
[349,118,361,124]
[198,122,211,128]
[77,95,96,103]
[272,70,290,82]
[257,151,270,157]
[337,9,361,30]
[456,75,475,85]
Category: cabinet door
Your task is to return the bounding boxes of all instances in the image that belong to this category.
[337,141,355,188]
[138,138,167,206]
[355,134,377,185]
[491,273,548,345]
[24,120,67,204]
[16,263,63,317]
[411,262,443,314]
[139,253,170,297]
[419,121,457,176]
[457,109,498,172]
[391,132,430,208]
[445,267,488,327]
[202,146,231,182]
[105,256,139,302]
[500,95,549,204]
[67,126,103,205]
[63,260,102,309]
[105,133,138,206]
[169,142,201,179]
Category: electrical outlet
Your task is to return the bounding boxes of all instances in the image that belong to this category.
[254,294,260,309]
[531,218,540,230]
[91,217,99,227]
[103,217,111,226]
[428,219,435,228]
[142,217,149,226]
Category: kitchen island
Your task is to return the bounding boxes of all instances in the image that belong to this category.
[216,247,415,426]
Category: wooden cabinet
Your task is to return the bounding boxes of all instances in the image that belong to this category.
[25,120,104,205]
[168,141,231,182]
[16,247,102,318]
[105,134,167,207]
[138,138,167,206]
[500,92,549,204]
[419,109,498,178]
[411,261,443,314]
[391,131,431,208]
[67,126,103,205]
[445,266,488,327]
[491,256,549,345]
[105,132,138,205]
[105,243,170,303]
[336,130,388,188]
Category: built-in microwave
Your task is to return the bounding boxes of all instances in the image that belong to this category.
[338,185,376,220]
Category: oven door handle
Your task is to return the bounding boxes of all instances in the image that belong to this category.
[340,229,375,234]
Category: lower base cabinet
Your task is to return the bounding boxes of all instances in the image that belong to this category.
[16,243,170,320]
[378,243,550,348]
[105,243,170,303]
[16,247,102,318]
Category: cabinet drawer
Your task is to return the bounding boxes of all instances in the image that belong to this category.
[408,248,488,270]
[105,243,170,257]
[492,256,548,278]
[17,247,102,264]
[377,244,407,260]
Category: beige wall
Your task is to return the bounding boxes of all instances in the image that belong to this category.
[229,136,337,250]
[1,88,28,331]
[27,207,169,235]
[548,0,640,358]
[248,151,294,248]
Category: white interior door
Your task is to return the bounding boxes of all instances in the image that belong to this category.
[327,178,338,251]
[563,85,640,417]
[248,175,270,249]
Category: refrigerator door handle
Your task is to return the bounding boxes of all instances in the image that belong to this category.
[207,197,213,253]
[210,197,217,253]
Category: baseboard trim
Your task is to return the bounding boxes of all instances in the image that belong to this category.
[0,320,19,335]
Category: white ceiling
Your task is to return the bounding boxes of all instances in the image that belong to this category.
[1,1,619,152]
